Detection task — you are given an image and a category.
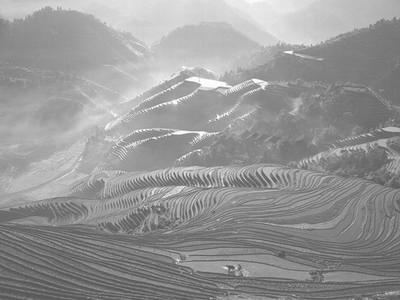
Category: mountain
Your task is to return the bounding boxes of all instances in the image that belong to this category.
[224,18,400,104]
[0,7,150,71]
[274,0,400,44]
[152,22,261,73]
[122,0,277,46]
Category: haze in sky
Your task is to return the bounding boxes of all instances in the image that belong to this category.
[244,0,315,13]
[0,0,315,20]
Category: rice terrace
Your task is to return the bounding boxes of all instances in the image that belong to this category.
[1,1,400,299]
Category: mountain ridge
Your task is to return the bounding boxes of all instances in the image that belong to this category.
[152,22,261,73]
[0,7,150,71]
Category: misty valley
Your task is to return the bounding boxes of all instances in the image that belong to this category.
[1,2,400,300]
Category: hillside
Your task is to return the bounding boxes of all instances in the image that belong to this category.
[224,18,400,103]
[153,22,261,73]
[378,62,400,103]
[0,7,150,71]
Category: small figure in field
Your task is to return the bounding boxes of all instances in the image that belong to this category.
[223,264,248,277]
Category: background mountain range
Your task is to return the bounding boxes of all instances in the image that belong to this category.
[0,7,149,70]
[0,0,277,45]
[3,0,400,46]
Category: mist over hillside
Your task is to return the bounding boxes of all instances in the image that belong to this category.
[0,7,154,174]
[1,1,400,300]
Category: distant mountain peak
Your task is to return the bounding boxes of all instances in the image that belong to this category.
[153,21,262,73]
[0,7,150,70]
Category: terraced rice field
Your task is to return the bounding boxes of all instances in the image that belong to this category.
[0,140,86,196]
[2,75,400,299]
[1,164,400,299]
[298,127,400,173]
[105,76,277,136]
[106,128,219,171]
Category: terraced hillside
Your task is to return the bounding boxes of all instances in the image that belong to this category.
[106,76,232,135]
[296,127,400,187]
[98,74,300,172]
[106,128,220,171]
[106,76,293,136]
[1,165,400,299]
[298,127,400,169]
[2,68,400,299]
